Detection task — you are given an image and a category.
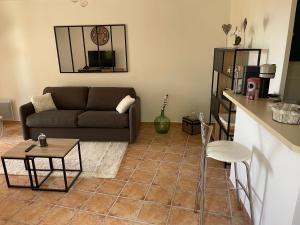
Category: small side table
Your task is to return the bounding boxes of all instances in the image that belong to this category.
[182,116,201,135]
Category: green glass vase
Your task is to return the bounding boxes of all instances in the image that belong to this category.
[154,110,170,134]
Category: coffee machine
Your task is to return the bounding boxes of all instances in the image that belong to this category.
[259,64,276,98]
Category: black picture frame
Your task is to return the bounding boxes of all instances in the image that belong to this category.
[54,24,128,73]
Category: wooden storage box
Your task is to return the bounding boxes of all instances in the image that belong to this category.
[182,116,201,135]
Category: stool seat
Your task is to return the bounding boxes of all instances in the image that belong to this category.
[207,140,252,163]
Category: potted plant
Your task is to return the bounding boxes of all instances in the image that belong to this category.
[154,94,170,134]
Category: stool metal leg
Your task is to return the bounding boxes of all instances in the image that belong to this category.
[200,155,207,225]
[234,162,241,209]
[243,161,254,225]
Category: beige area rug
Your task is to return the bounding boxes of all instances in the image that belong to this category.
[0,142,128,178]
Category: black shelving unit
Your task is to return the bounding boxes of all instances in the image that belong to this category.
[209,48,261,141]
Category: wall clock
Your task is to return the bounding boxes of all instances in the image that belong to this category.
[90,26,109,46]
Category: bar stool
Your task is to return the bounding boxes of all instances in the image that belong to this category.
[194,113,254,225]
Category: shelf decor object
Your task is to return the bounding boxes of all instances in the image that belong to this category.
[91,26,110,46]
[154,94,170,134]
[222,24,232,47]
[242,18,248,47]
[209,48,261,140]
[271,103,300,125]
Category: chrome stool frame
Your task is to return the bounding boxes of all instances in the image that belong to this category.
[194,113,254,225]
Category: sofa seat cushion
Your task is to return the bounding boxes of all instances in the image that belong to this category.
[78,111,129,128]
[26,110,83,128]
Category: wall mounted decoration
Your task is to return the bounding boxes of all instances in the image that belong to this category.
[242,18,248,47]
[71,0,88,7]
[54,24,128,73]
[222,24,232,47]
[91,26,110,46]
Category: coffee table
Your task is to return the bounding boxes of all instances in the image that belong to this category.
[1,138,82,192]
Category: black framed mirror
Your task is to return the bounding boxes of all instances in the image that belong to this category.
[54,24,128,73]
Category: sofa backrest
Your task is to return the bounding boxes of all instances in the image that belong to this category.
[87,87,136,111]
[43,87,89,110]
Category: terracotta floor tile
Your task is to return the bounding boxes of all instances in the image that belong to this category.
[109,198,143,220]
[137,202,170,225]
[183,155,200,166]
[13,201,52,225]
[165,145,186,155]
[206,176,227,189]
[0,219,7,225]
[57,190,92,209]
[121,158,141,170]
[153,173,177,190]
[148,144,167,152]
[0,198,28,220]
[173,189,196,209]
[143,151,165,161]
[145,184,174,205]
[204,213,231,225]
[207,167,226,179]
[33,190,66,204]
[158,163,180,177]
[168,207,198,225]
[115,168,133,181]
[10,188,37,201]
[205,188,230,216]
[103,217,140,225]
[82,193,116,214]
[177,176,198,192]
[229,189,248,218]
[70,211,104,225]
[97,180,126,195]
[4,221,24,225]
[39,206,75,225]
[73,177,104,192]
[130,170,155,184]
[231,216,251,225]
[137,160,160,172]
[120,182,149,200]
[0,183,19,198]
[163,153,183,163]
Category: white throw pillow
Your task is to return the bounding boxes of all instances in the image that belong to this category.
[116,95,135,113]
[31,93,57,113]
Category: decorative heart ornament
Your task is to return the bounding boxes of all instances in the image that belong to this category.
[222,24,232,35]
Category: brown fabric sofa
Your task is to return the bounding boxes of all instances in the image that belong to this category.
[19,87,141,143]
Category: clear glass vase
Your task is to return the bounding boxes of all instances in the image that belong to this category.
[154,110,170,134]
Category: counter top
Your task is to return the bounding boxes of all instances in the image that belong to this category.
[223,90,300,153]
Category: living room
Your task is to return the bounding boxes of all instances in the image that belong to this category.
[0,0,299,225]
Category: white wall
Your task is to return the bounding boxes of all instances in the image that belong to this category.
[230,0,297,95]
[284,62,300,102]
[0,0,230,122]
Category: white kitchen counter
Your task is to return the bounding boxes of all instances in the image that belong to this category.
[223,90,300,225]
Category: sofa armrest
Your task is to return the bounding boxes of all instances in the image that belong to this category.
[129,96,141,143]
[19,102,35,140]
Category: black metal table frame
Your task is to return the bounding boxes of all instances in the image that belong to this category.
[1,157,35,189]
[27,141,82,192]
[1,141,82,192]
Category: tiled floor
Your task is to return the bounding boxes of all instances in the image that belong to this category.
[0,122,250,225]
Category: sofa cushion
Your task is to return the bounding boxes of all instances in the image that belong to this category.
[43,87,89,110]
[87,87,136,111]
[78,111,129,128]
[26,110,83,128]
